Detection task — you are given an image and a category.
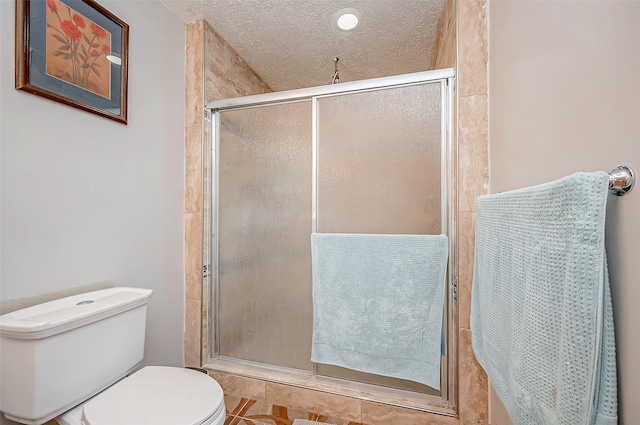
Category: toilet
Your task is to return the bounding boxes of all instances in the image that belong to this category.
[0,287,226,425]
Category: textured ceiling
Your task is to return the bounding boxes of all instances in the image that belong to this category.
[160,0,446,91]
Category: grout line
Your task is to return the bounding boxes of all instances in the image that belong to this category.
[225,397,252,419]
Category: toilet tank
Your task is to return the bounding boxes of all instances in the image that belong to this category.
[0,287,153,425]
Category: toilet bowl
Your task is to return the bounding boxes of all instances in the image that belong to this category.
[56,366,226,425]
[0,287,226,425]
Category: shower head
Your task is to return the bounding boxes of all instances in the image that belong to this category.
[331,57,340,84]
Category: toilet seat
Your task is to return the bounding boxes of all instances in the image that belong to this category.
[81,366,225,425]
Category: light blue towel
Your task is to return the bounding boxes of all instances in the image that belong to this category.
[311,233,448,389]
[471,171,617,425]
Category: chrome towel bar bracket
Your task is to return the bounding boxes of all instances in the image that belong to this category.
[609,166,635,196]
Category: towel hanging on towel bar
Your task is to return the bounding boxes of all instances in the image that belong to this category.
[471,171,618,425]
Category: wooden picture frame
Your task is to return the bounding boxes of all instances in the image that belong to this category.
[15,0,129,124]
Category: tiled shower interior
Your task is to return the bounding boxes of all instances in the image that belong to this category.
[184,0,490,422]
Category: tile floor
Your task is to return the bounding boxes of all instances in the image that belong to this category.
[223,395,366,425]
[37,395,367,425]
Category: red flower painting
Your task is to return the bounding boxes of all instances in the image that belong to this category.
[46,0,111,98]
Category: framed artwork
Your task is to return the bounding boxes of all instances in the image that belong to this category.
[15,0,129,124]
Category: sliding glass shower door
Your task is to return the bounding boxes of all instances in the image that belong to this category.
[211,70,453,396]
[314,83,443,393]
[217,101,314,371]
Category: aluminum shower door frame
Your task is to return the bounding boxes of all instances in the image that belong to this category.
[205,68,458,415]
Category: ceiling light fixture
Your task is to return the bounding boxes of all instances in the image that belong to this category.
[334,8,361,31]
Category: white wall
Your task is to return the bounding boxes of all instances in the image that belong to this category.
[489,1,640,424]
[0,0,185,376]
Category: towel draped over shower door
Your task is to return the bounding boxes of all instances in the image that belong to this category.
[310,233,449,389]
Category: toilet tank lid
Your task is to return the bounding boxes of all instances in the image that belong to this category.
[0,287,153,340]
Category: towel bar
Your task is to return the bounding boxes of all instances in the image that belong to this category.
[609,166,635,196]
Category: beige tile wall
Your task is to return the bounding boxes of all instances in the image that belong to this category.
[184,20,205,368]
[431,0,456,70]
[457,0,489,424]
[184,0,489,422]
[488,385,515,425]
[183,20,272,368]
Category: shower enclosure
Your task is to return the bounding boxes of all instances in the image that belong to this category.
[205,68,457,411]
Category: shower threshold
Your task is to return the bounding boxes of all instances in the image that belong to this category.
[203,356,456,416]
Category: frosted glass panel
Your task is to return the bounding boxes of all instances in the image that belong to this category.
[213,78,449,396]
[317,84,441,234]
[316,83,443,392]
[217,102,313,370]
